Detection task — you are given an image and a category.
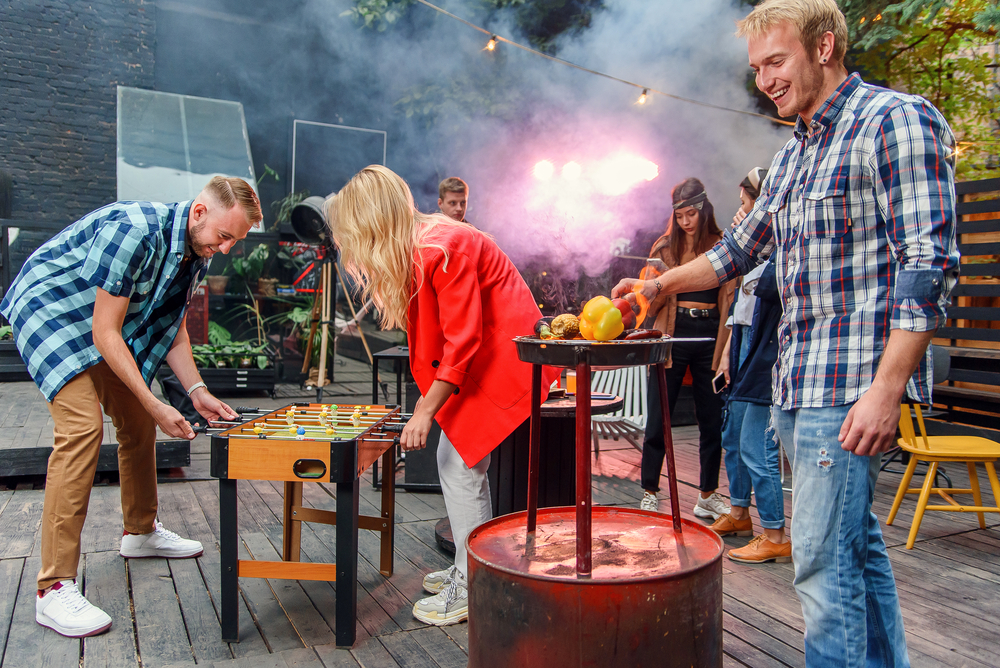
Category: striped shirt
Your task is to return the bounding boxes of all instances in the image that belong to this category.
[0,201,208,401]
[706,73,960,409]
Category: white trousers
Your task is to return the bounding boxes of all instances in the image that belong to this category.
[436,429,492,579]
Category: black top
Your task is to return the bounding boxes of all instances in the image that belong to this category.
[728,262,781,406]
[676,286,720,303]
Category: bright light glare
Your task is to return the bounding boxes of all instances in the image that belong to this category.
[592,154,659,196]
[562,161,582,180]
[533,160,555,180]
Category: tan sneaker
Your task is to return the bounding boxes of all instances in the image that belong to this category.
[709,513,753,537]
[727,535,792,564]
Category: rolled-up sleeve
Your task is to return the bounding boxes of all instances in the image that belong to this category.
[429,250,483,387]
[875,100,960,332]
[706,207,775,283]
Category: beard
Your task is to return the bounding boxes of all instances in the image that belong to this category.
[188,221,212,258]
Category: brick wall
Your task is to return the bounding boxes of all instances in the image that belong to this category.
[0,0,155,225]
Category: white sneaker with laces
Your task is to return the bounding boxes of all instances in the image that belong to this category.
[413,573,468,626]
[36,580,112,637]
[693,492,731,521]
[120,521,204,558]
[639,491,659,512]
[422,565,457,595]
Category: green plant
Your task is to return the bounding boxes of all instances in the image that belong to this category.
[191,341,273,370]
[229,243,272,290]
[0,325,12,340]
[208,321,233,345]
[270,190,310,231]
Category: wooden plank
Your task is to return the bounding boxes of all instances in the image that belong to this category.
[439,624,468,656]
[2,557,80,668]
[0,490,43,558]
[240,533,338,647]
[348,636,400,668]
[377,630,438,668]
[79,484,125,555]
[407,627,468,668]
[313,641,362,667]
[83,551,138,668]
[0,558,24,661]
[234,536,309,653]
[128,557,196,667]
[167,557,234,664]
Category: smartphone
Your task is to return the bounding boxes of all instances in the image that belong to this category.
[645,257,667,275]
[712,372,728,394]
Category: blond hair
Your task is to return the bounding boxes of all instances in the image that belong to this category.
[736,0,848,65]
[203,176,263,226]
[329,165,475,330]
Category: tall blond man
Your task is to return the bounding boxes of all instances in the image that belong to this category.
[1,177,262,637]
[614,2,959,665]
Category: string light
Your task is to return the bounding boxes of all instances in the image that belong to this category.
[860,16,866,24]
[410,0,794,127]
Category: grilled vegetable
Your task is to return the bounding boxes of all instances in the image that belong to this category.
[579,296,624,341]
[534,316,556,339]
[550,313,580,339]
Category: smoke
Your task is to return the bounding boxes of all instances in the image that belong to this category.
[298,0,790,274]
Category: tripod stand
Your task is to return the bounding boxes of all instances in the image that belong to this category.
[300,249,337,402]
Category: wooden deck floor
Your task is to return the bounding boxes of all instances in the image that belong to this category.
[0,364,998,667]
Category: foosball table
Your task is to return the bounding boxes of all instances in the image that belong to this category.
[210,402,405,647]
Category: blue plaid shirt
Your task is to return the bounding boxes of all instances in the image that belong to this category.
[706,74,960,409]
[0,201,208,401]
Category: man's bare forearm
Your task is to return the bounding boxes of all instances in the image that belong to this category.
[165,317,204,391]
[613,255,721,301]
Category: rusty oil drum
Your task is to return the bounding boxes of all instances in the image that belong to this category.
[467,506,724,667]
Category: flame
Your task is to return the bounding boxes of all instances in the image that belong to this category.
[633,264,661,325]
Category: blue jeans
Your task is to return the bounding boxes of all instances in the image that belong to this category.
[773,406,909,668]
[722,400,785,528]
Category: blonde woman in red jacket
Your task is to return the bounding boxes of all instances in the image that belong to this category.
[328,165,556,627]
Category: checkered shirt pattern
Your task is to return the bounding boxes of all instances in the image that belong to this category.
[706,74,960,409]
[0,201,208,401]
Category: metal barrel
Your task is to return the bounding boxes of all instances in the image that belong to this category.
[467,507,724,668]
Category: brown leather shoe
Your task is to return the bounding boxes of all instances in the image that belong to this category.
[708,513,753,537]
[727,535,792,564]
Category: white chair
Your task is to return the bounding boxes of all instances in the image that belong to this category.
[591,367,648,457]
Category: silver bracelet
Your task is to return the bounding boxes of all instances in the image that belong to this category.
[185,381,208,396]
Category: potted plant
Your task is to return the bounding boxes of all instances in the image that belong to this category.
[189,322,278,397]
[229,243,271,295]
[0,324,32,382]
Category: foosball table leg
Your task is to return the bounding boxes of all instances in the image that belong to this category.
[282,481,303,562]
[220,478,239,642]
[335,478,360,648]
[379,447,395,576]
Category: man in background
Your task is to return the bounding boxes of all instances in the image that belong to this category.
[438,177,469,223]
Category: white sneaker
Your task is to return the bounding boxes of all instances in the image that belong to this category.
[422,565,457,595]
[36,580,112,637]
[693,492,731,521]
[639,491,659,512]
[120,521,204,558]
[413,573,468,626]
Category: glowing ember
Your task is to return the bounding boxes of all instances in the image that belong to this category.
[533,160,555,181]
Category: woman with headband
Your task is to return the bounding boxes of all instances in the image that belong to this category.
[638,177,735,520]
[709,167,791,564]
[327,165,557,626]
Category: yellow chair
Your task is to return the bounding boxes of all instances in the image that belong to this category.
[886,404,1000,549]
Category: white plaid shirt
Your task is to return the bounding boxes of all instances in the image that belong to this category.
[0,201,208,401]
[707,74,960,409]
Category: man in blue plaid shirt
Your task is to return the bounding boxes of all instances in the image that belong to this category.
[616,1,959,665]
[1,176,261,637]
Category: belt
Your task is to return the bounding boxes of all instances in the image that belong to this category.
[677,306,719,319]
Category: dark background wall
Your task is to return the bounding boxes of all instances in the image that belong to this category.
[0,0,155,226]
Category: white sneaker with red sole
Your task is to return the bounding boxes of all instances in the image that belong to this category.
[36,580,112,637]
[119,521,203,558]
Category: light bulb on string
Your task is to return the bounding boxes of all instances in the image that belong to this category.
[486,35,498,51]
[637,88,648,105]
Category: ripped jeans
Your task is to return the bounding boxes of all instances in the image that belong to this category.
[773,406,909,668]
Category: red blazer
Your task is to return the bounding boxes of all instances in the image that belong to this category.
[407,224,558,467]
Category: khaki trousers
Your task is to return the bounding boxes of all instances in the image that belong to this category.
[38,361,158,589]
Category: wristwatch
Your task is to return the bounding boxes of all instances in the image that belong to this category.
[185,381,208,397]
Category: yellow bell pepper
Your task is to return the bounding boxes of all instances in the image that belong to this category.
[579,296,624,341]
